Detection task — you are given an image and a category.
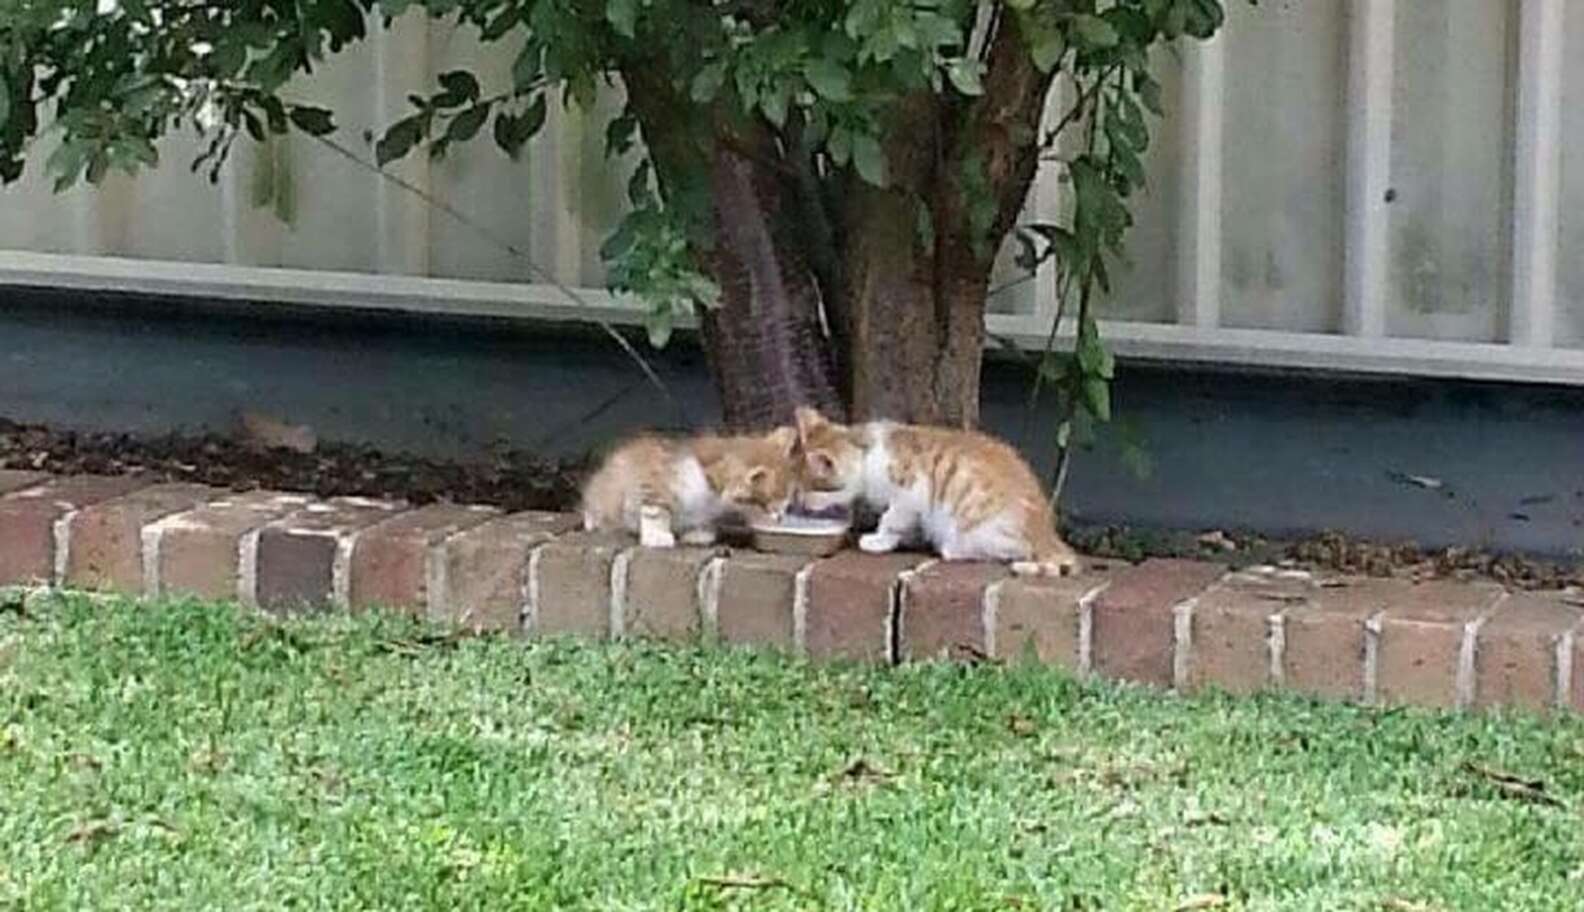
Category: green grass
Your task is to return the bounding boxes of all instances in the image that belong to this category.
[2,594,1582,911]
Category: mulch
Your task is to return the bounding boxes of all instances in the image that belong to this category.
[2,415,1579,591]
[0,416,585,514]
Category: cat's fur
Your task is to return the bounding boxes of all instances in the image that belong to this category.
[792,407,1079,576]
[580,428,798,547]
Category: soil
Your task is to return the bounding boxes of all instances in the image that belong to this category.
[0,416,585,515]
[2,415,1579,592]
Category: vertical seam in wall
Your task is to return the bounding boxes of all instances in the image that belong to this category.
[51,509,78,587]
[1077,580,1110,677]
[981,578,1008,661]
[697,555,727,644]
[523,543,549,636]
[1556,626,1577,712]
[141,517,170,598]
[331,530,360,610]
[237,527,264,608]
[1363,610,1386,705]
[424,527,469,625]
[792,562,815,658]
[609,547,636,640]
[1456,592,1504,710]
[1268,610,1288,688]
[892,560,937,665]
[1172,597,1198,692]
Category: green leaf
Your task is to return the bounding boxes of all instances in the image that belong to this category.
[915,202,935,251]
[760,83,789,127]
[436,70,481,107]
[376,115,424,167]
[851,133,885,187]
[287,106,335,137]
[1136,72,1164,116]
[944,59,984,97]
[1082,376,1111,422]
[643,307,674,348]
[804,58,853,102]
[606,0,639,38]
[1072,14,1119,48]
[519,93,548,140]
[690,61,726,103]
[827,126,852,166]
[447,104,489,142]
[1029,26,1066,73]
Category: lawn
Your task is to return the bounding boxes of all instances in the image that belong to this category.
[1,593,1581,911]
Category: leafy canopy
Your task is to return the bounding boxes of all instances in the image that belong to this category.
[0,0,1225,445]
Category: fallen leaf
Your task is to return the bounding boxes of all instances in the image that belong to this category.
[1387,471,1444,491]
[238,411,317,454]
[1008,714,1037,737]
[697,873,790,890]
[65,818,118,846]
[1460,761,1565,808]
[1173,894,1227,911]
[835,758,894,785]
[1381,900,1446,912]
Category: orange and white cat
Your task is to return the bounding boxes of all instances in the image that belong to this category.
[792,407,1079,576]
[581,428,798,547]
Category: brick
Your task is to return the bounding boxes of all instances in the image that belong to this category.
[0,471,48,495]
[1186,569,1310,695]
[899,563,1008,661]
[1572,624,1584,714]
[347,503,499,615]
[437,512,580,632]
[803,551,931,663]
[1279,576,1400,701]
[1374,581,1505,709]
[1090,559,1224,689]
[989,572,1108,671]
[620,547,720,641]
[1472,592,1582,714]
[151,491,316,601]
[63,483,220,593]
[530,530,630,638]
[715,552,810,652]
[252,497,406,613]
[0,474,154,586]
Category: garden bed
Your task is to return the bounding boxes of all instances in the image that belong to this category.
[3,415,1579,591]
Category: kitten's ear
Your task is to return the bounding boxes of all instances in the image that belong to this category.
[767,426,797,455]
[793,406,826,440]
[809,450,835,476]
[744,466,768,490]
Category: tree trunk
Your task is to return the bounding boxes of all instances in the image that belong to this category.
[697,143,845,430]
[621,11,1054,432]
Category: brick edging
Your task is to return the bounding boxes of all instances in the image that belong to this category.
[1,473,1580,715]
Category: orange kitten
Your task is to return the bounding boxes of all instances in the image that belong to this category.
[581,428,797,547]
[792,407,1079,576]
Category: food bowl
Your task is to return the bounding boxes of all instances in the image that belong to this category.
[749,513,852,557]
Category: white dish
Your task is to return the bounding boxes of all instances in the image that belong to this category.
[749,515,851,556]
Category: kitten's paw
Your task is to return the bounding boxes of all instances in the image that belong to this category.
[858,532,900,554]
[678,528,717,546]
[640,529,678,548]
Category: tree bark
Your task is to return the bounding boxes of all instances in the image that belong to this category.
[620,12,1055,432]
[622,66,844,430]
[697,142,845,429]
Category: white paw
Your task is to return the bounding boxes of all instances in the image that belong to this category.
[640,529,677,548]
[858,532,899,554]
[678,528,717,546]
